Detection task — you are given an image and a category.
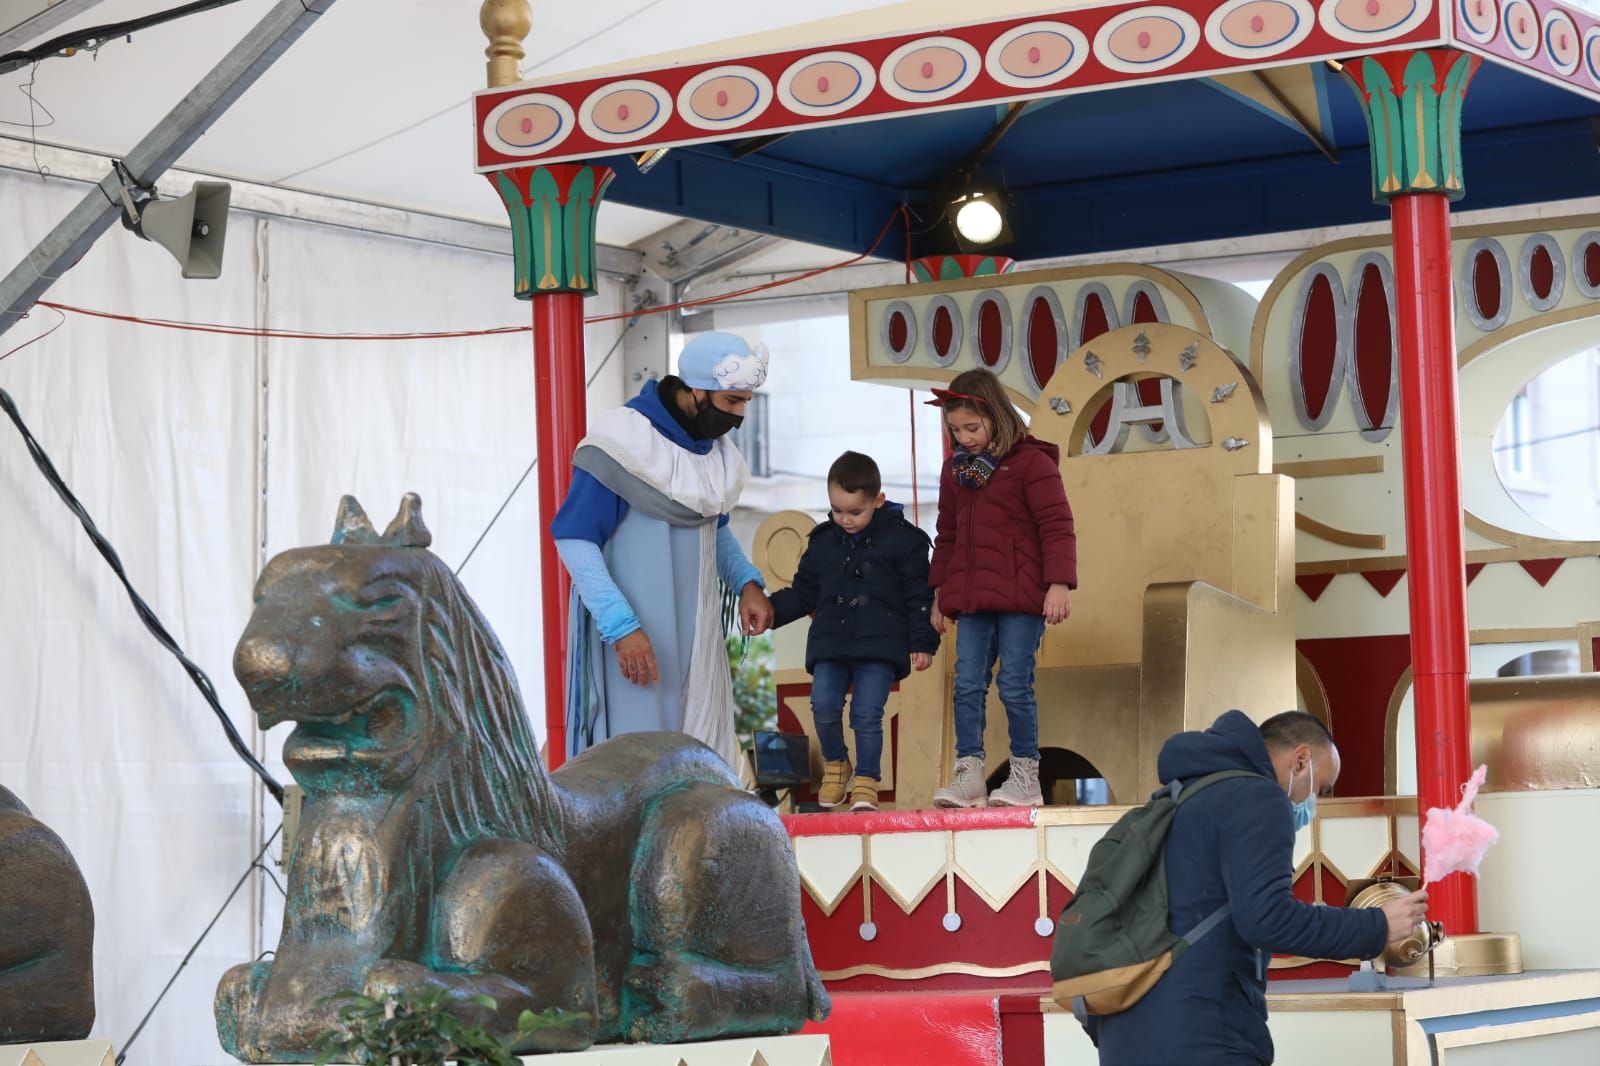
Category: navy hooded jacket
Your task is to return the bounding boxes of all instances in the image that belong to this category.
[769,502,939,680]
[1092,711,1389,1065]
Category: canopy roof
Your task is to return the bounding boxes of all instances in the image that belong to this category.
[473,0,1600,259]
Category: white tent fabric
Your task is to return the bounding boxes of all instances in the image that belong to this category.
[0,167,625,1064]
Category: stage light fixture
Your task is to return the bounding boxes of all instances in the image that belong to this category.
[951,186,1009,247]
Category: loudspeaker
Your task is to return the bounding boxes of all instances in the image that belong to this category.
[132,181,231,279]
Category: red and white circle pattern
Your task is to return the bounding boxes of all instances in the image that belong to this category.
[1205,0,1316,58]
[985,22,1090,89]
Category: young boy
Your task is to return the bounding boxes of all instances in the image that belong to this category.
[771,451,939,811]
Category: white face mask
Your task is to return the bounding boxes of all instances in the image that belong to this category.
[1289,758,1317,831]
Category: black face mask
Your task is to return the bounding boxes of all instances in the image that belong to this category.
[690,395,744,440]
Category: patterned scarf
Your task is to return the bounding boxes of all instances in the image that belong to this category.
[952,448,999,490]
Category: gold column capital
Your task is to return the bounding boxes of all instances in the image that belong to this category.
[480,0,532,88]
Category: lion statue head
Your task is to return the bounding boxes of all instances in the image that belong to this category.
[233,493,561,856]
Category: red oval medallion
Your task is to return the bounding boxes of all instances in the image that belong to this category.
[978,300,1004,366]
[1028,297,1059,387]
[1131,290,1160,324]
[1298,273,1339,424]
[1079,291,1112,345]
[1530,244,1555,301]
[1353,263,1393,430]
[932,304,955,357]
[888,310,909,352]
[1584,242,1600,291]
[1473,248,1502,320]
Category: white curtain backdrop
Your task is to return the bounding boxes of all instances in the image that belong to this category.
[0,167,626,1065]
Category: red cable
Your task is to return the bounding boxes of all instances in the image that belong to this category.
[0,306,67,364]
[585,205,906,324]
[900,205,919,526]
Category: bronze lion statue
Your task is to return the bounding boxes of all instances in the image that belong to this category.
[215,494,827,1060]
[0,785,95,1043]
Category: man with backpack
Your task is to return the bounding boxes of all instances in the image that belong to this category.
[1054,710,1429,1065]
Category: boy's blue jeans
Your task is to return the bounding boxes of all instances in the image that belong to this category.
[810,659,896,780]
[952,611,1045,761]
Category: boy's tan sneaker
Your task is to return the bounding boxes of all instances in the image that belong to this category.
[818,759,853,807]
[850,777,880,812]
[933,755,989,808]
[989,756,1044,807]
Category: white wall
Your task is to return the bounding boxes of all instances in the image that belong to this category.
[0,167,625,1064]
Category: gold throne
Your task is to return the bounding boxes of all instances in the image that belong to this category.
[1003,322,1297,803]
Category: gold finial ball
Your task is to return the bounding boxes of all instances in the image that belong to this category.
[481,0,532,88]
[480,0,532,40]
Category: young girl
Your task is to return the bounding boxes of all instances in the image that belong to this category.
[928,368,1077,808]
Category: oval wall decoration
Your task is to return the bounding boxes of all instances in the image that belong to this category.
[579,80,673,144]
[970,290,1012,373]
[777,51,877,117]
[1024,287,1068,392]
[1502,0,1540,59]
[1074,284,1118,348]
[882,301,916,363]
[1573,231,1600,298]
[1318,0,1432,43]
[925,295,963,366]
[1545,10,1580,75]
[676,66,773,131]
[1123,281,1169,325]
[1093,7,1202,74]
[483,93,576,157]
[1457,0,1498,43]
[985,22,1090,89]
[1463,238,1512,331]
[1291,266,1346,429]
[1350,254,1398,441]
[1586,27,1600,87]
[1520,233,1565,312]
[880,37,982,103]
[1205,0,1316,58]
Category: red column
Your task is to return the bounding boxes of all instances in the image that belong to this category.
[1340,49,1480,934]
[533,293,586,769]
[1389,193,1477,933]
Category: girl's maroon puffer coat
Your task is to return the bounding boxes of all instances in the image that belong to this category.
[929,435,1077,615]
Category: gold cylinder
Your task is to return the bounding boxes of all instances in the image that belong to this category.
[480,0,532,88]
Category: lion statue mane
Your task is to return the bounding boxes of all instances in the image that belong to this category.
[216,494,826,1060]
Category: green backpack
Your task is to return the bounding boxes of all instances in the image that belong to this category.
[1049,770,1260,1021]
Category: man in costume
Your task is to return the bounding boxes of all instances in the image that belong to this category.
[553,331,774,768]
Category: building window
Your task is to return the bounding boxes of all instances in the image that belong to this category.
[1504,388,1533,478]
[732,392,771,478]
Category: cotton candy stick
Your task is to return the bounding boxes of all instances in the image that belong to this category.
[1421,764,1499,886]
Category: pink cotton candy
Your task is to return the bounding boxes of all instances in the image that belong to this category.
[1421,764,1499,886]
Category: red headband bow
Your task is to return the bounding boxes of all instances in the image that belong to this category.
[924,388,989,408]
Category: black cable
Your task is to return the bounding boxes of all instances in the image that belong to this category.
[115,823,281,1065]
[0,0,246,78]
[0,387,285,803]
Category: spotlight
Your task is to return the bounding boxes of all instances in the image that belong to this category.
[634,148,671,174]
[951,185,1010,247]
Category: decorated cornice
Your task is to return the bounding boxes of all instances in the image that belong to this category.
[473,0,1449,172]
[1449,0,1600,102]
